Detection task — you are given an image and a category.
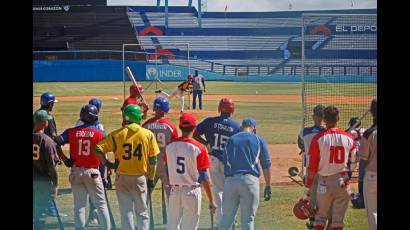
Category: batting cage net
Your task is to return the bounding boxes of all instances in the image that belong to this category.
[301,14,377,129]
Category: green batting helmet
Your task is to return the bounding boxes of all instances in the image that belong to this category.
[123,104,143,124]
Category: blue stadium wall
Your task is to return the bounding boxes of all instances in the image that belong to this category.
[33,60,376,83]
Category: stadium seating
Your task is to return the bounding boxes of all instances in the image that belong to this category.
[33,5,145,60]
[130,6,376,75]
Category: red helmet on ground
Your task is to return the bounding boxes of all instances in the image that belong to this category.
[187,74,193,80]
[218,97,235,114]
[293,199,316,220]
[130,84,144,97]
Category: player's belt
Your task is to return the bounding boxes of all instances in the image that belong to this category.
[73,165,99,169]
[168,184,200,189]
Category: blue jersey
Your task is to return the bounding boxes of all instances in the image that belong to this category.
[195,115,241,161]
[223,131,271,178]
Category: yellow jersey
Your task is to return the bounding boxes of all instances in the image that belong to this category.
[96,123,160,176]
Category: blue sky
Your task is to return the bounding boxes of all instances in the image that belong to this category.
[108,0,376,12]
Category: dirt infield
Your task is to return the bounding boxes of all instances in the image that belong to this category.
[34,94,372,104]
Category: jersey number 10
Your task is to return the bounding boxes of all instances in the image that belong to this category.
[329,146,345,164]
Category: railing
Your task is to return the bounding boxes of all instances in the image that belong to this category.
[33,50,376,76]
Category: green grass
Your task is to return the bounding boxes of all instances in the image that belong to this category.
[44,163,369,229]
[34,81,372,229]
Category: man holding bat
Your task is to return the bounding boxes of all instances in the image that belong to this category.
[121,84,149,126]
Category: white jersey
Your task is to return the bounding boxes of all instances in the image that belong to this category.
[165,137,210,186]
[298,125,325,170]
[308,128,356,176]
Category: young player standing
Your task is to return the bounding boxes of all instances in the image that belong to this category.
[219,117,272,230]
[164,113,217,230]
[305,106,357,230]
[358,99,377,230]
[156,74,193,113]
[95,104,160,230]
[297,105,325,229]
[193,97,241,224]
[33,110,59,230]
[142,96,178,196]
[121,84,149,125]
[55,104,111,230]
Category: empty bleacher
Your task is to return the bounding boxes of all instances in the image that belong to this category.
[33,5,145,59]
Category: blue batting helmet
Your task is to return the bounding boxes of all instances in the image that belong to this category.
[40,92,56,106]
[80,104,99,124]
[153,97,170,113]
[89,98,103,112]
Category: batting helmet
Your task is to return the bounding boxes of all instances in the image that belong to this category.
[218,98,235,114]
[40,92,56,106]
[130,84,144,97]
[187,74,193,80]
[153,97,170,113]
[370,98,377,118]
[89,98,103,112]
[348,117,361,128]
[293,199,316,220]
[80,104,99,124]
[123,104,143,124]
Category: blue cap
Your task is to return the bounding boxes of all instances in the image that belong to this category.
[242,117,257,128]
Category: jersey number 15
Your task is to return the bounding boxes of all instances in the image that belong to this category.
[212,133,229,151]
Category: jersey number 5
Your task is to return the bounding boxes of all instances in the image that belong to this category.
[122,143,142,160]
[212,133,229,151]
[176,156,185,174]
[33,144,40,160]
[329,146,345,164]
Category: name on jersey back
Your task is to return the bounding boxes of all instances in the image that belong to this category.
[146,123,168,130]
[76,130,95,138]
[214,123,234,132]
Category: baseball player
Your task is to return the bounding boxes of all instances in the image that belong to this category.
[73,98,108,226]
[121,84,149,126]
[95,104,160,230]
[219,117,272,230]
[164,113,217,230]
[347,117,367,209]
[192,70,206,110]
[33,110,59,230]
[54,104,111,230]
[305,106,357,230]
[155,74,193,113]
[358,99,377,230]
[142,96,178,196]
[35,92,69,217]
[297,105,325,229]
[193,97,241,224]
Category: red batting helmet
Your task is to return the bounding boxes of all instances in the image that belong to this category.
[188,74,193,80]
[293,199,316,220]
[130,84,144,97]
[218,97,235,114]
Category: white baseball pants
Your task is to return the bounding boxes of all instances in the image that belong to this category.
[364,171,377,230]
[167,186,201,230]
[115,174,149,230]
[210,155,225,224]
[69,166,111,230]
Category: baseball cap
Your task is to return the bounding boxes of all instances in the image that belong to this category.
[179,113,197,128]
[242,117,257,128]
[33,110,52,123]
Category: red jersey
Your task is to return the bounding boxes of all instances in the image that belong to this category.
[58,124,106,168]
[142,117,179,154]
[308,128,356,176]
[121,96,147,111]
[164,137,210,186]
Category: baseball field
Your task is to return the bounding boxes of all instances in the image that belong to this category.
[33,81,370,229]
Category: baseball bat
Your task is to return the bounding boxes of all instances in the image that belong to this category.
[148,190,155,230]
[211,212,214,230]
[345,110,370,132]
[161,183,167,224]
[104,188,117,230]
[52,200,65,230]
[125,66,148,105]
